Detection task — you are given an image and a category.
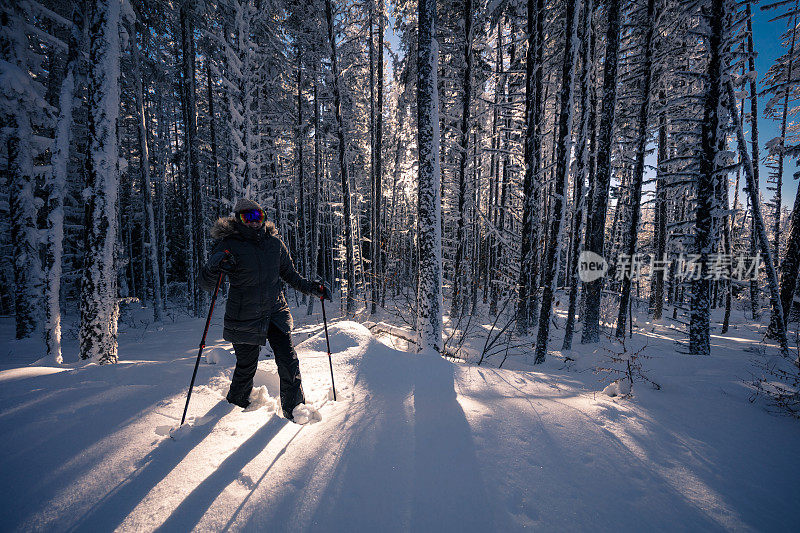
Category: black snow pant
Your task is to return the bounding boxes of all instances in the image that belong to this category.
[227,321,305,414]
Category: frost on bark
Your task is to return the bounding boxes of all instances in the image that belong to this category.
[581,0,621,344]
[416,0,443,354]
[79,0,121,364]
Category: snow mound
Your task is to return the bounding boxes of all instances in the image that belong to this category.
[602,377,632,397]
[0,366,68,383]
[291,403,322,425]
[299,320,372,354]
[205,346,234,365]
[243,385,277,412]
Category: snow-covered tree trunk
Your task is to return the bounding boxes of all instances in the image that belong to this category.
[44,7,82,362]
[650,93,667,320]
[368,3,376,314]
[517,0,544,335]
[79,0,121,363]
[451,0,473,321]
[779,180,800,326]
[296,47,307,292]
[3,3,43,341]
[615,0,656,338]
[496,17,514,318]
[325,0,356,314]
[132,22,162,323]
[155,91,169,309]
[384,83,409,309]
[487,21,503,316]
[180,0,205,316]
[745,4,761,320]
[721,161,733,334]
[416,0,442,353]
[581,0,621,344]
[726,78,791,357]
[563,0,594,351]
[767,5,798,336]
[372,1,384,315]
[8,113,41,342]
[207,60,222,220]
[771,9,796,263]
[690,0,727,356]
[533,0,582,363]
[307,76,322,316]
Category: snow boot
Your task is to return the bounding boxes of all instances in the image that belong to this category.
[226,393,251,409]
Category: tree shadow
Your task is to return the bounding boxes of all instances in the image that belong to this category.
[1,359,224,531]
[410,355,493,531]
[67,401,235,533]
[242,343,494,531]
[155,415,290,532]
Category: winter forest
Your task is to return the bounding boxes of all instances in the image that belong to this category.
[2,0,800,529]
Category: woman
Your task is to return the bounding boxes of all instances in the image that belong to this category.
[200,198,331,421]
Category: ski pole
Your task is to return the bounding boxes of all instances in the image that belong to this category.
[180,268,224,426]
[320,295,336,401]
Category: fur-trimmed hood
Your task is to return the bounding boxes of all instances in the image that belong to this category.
[210,216,278,241]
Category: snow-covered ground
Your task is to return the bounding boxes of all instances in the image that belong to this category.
[1,304,799,532]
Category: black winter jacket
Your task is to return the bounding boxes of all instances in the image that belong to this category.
[199,217,316,344]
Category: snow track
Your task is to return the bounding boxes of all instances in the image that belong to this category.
[1,318,799,531]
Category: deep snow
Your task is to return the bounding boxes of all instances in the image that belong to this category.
[0,306,799,532]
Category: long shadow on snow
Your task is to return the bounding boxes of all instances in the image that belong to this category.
[243,340,492,532]
[410,353,492,531]
[154,415,290,532]
[67,401,235,533]
[0,359,221,531]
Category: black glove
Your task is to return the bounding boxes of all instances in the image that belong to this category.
[208,249,237,273]
[312,281,332,301]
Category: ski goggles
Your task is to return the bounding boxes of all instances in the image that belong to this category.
[238,209,265,224]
